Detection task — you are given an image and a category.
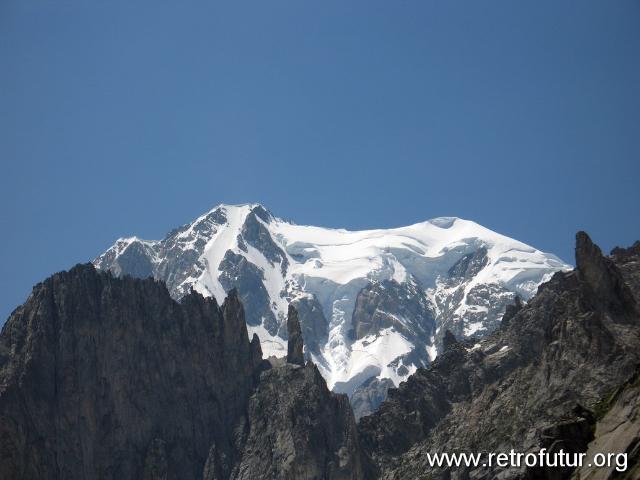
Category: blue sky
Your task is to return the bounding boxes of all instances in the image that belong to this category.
[1,1,639,322]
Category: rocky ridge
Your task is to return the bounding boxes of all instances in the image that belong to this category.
[94,203,569,413]
[1,232,638,479]
[0,265,361,480]
[357,232,640,479]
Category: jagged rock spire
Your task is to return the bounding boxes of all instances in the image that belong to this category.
[287,305,304,365]
[250,333,263,368]
[575,231,636,316]
[0,265,260,479]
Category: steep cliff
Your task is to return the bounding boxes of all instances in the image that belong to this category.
[0,265,262,480]
[0,264,363,480]
[233,362,363,480]
[2,232,639,480]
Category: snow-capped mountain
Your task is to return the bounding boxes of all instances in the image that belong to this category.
[94,203,569,397]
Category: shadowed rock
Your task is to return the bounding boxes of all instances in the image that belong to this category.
[358,233,640,479]
[575,231,637,317]
[0,265,261,480]
[442,329,458,351]
[4,232,640,480]
[501,295,524,327]
[234,362,364,480]
[0,265,369,480]
[287,304,304,366]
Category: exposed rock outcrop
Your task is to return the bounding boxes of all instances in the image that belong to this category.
[358,232,640,479]
[501,294,523,327]
[233,363,364,480]
[0,264,364,480]
[433,245,519,346]
[0,265,261,480]
[349,377,395,421]
[347,279,436,414]
[611,240,640,308]
[441,329,458,351]
[229,300,364,479]
[94,204,569,397]
[575,231,637,318]
[350,279,435,342]
[219,250,279,333]
[290,294,328,354]
[571,369,640,479]
[286,304,304,365]
[3,231,640,480]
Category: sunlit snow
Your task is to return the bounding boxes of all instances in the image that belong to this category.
[96,203,571,392]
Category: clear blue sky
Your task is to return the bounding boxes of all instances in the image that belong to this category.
[1,1,639,322]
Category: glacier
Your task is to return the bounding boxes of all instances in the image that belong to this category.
[94,203,570,397]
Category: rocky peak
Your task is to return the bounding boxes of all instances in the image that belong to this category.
[358,234,640,478]
[249,204,273,223]
[94,204,570,410]
[221,288,245,330]
[250,333,263,368]
[575,231,606,275]
[287,304,304,366]
[240,208,288,274]
[0,265,367,479]
[575,231,637,316]
[611,240,640,262]
[234,361,364,479]
[0,265,266,480]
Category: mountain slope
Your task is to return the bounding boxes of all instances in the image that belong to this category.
[0,265,262,479]
[0,265,362,480]
[94,204,569,397]
[358,233,640,479]
[2,234,639,479]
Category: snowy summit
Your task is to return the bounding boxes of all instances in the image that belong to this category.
[95,203,570,398]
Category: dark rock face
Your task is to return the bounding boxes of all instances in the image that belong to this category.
[0,265,366,480]
[346,279,436,414]
[432,245,520,347]
[349,377,395,421]
[434,280,516,346]
[290,294,328,354]
[447,246,489,280]
[611,240,640,308]
[113,240,156,278]
[351,279,435,342]
[218,250,279,334]
[228,302,363,479]
[287,305,304,366]
[241,208,289,276]
[5,232,640,480]
[233,363,364,480]
[571,368,640,480]
[0,265,261,480]
[441,329,458,351]
[358,232,640,479]
[95,209,228,299]
[501,294,523,327]
[575,230,637,318]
